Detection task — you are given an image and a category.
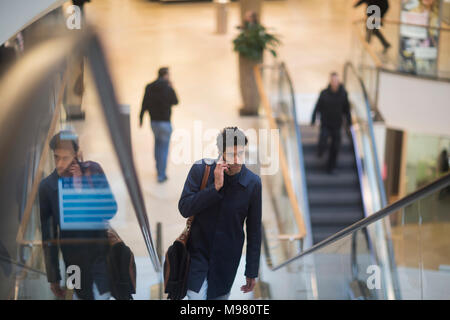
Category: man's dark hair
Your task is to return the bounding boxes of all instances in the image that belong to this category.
[49,130,79,153]
[158,67,169,78]
[216,127,248,155]
[330,71,338,77]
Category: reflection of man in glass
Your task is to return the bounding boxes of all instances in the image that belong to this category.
[39,130,117,300]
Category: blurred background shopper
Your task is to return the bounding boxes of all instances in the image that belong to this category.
[311,72,351,174]
[354,0,391,53]
[139,67,179,183]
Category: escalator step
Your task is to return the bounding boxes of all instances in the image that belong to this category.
[308,191,362,206]
[299,124,365,246]
[308,185,361,196]
[310,209,363,225]
[303,153,356,169]
[302,142,353,153]
[306,172,359,187]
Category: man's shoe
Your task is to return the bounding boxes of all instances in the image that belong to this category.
[239,108,258,117]
[157,176,168,183]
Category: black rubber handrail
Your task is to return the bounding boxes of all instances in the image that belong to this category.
[86,31,161,272]
[345,61,402,299]
[273,172,450,271]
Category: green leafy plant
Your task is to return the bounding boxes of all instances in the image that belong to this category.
[233,23,281,61]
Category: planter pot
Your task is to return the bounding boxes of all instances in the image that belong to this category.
[238,54,261,116]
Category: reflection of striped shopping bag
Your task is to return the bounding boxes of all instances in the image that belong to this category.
[58,176,117,230]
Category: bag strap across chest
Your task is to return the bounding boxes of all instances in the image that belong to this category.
[177,164,211,245]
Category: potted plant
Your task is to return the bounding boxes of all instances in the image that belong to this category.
[233,15,280,116]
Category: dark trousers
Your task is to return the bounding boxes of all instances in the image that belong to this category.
[366,27,390,49]
[318,125,341,172]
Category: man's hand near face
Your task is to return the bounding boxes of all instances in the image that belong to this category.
[214,159,229,191]
[69,160,82,190]
[69,160,82,177]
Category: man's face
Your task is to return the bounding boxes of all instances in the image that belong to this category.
[222,145,245,175]
[54,148,76,176]
[163,72,170,81]
[330,75,340,92]
[244,11,256,23]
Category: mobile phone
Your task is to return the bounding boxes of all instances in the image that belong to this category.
[62,158,80,177]
[220,154,230,173]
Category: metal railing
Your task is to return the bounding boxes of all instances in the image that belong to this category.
[272,172,450,271]
[353,18,450,79]
[254,62,310,269]
[352,17,450,112]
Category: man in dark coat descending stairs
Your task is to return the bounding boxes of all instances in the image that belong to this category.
[311,72,352,174]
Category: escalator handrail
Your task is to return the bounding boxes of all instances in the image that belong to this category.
[345,61,398,299]
[343,61,388,208]
[280,62,312,244]
[272,172,450,271]
[254,64,308,239]
[86,33,161,272]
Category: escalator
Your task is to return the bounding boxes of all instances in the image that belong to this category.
[301,124,364,244]
[255,61,387,254]
[300,62,387,245]
[255,61,450,299]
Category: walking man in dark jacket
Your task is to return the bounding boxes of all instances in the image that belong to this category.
[311,72,351,174]
[178,127,262,300]
[39,130,117,300]
[139,67,179,183]
[354,0,391,53]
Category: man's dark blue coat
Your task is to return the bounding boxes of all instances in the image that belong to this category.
[178,159,262,299]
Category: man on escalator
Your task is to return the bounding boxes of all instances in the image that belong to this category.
[178,127,262,300]
[311,72,351,174]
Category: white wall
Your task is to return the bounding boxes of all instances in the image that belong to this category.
[377,71,450,137]
[0,0,66,44]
